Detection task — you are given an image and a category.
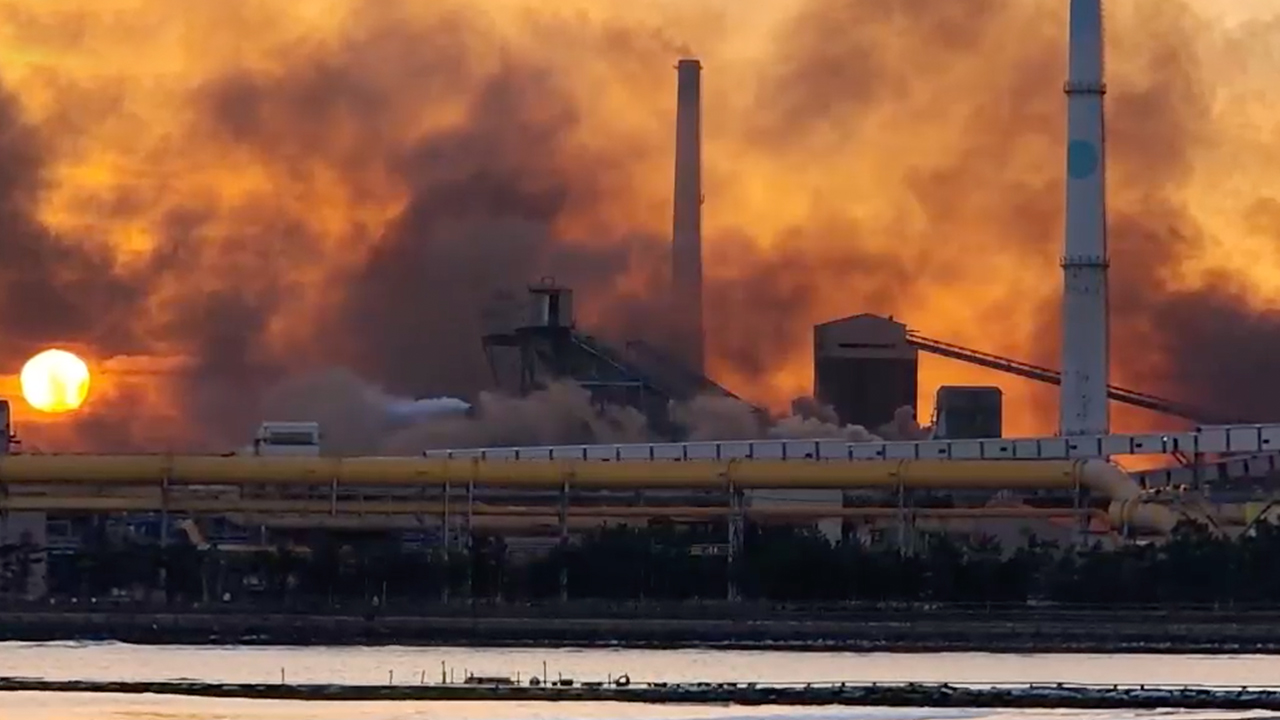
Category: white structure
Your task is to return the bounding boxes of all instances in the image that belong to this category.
[671,58,705,375]
[1060,0,1110,436]
[424,424,1280,466]
[248,421,321,457]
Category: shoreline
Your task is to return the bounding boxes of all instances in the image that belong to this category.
[4,678,1280,708]
[5,608,1280,653]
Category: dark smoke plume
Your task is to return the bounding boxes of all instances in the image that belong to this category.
[0,0,1276,452]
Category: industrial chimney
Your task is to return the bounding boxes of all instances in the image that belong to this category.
[672,58,705,376]
[1060,0,1109,437]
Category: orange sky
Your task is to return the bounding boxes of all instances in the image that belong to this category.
[0,0,1277,449]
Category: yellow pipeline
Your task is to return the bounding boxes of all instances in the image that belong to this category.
[0,455,1134,489]
[0,496,1103,522]
[236,511,1107,534]
[0,455,1175,534]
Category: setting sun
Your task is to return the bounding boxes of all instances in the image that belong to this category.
[20,349,91,414]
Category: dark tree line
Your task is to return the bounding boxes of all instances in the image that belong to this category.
[26,520,1280,607]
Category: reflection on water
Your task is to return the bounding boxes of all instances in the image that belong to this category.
[6,695,1280,720]
[2,695,989,720]
[3,643,1280,687]
[3,643,1280,720]
[7,691,1280,717]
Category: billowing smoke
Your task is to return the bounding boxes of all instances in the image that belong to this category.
[672,394,886,443]
[384,382,650,454]
[259,368,902,455]
[0,0,1276,450]
[876,406,932,443]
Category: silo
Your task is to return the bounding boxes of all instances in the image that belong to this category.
[813,314,918,430]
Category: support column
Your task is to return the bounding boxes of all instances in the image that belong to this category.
[558,478,569,603]
[896,480,908,555]
[1072,475,1087,548]
[727,484,743,602]
[158,475,170,602]
[159,476,170,548]
[466,480,475,542]
[441,479,451,603]
[465,480,474,600]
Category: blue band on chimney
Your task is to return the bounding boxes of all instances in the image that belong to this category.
[1066,139,1099,180]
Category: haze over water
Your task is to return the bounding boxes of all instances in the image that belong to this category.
[4,643,1280,720]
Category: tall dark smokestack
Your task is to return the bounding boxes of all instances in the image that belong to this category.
[672,58,705,376]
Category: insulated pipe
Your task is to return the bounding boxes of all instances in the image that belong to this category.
[0,456,1175,534]
[0,495,1103,523]
[0,455,1112,488]
[234,513,1109,534]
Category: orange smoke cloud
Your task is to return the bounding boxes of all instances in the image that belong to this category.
[0,0,1273,450]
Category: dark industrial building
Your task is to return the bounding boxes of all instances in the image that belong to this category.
[933,386,1004,439]
[813,314,919,431]
[481,280,748,437]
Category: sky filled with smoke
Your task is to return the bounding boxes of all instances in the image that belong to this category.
[0,0,1277,450]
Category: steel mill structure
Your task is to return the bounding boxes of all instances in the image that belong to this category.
[3,1,1280,602]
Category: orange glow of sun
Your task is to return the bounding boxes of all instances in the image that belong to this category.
[20,349,91,414]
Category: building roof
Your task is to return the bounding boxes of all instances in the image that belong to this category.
[814,313,907,330]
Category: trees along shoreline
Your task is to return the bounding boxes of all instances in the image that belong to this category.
[23,520,1280,607]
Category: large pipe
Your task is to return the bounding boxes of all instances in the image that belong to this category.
[243,511,1109,534]
[0,496,1102,523]
[1060,0,1110,436]
[672,57,704,375]
[0,456,1175,533]
[9,497,1107,537]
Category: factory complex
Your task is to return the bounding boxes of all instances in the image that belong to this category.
[3,0,1280,603]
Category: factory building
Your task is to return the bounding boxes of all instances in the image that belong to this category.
[813,314,918,431]
[933,386,1004,439]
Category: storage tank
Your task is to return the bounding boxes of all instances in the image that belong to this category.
[813,314,918,430]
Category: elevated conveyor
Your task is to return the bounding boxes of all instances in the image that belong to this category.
[623,339,748,404]
[1135,450,1280,489]
[906,332,1235,425]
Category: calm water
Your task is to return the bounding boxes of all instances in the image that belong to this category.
[3,643,1280,720]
